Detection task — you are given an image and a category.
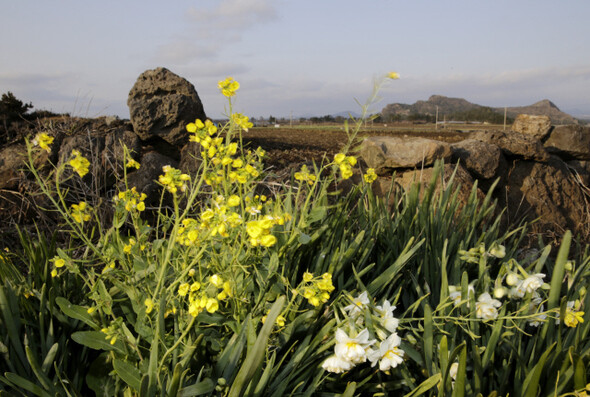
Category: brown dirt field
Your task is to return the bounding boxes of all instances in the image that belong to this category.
[242,126,469,171]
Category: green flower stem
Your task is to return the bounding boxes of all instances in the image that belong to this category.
[158,314,198,371]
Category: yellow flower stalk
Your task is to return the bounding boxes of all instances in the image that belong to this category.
[218,77,240,97]
[68,150,91,177]
[32,132,54,153]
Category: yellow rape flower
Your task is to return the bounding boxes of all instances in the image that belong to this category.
[227,195,241,207]
[564,308,585,328]
[232,113,254,132]
[32,133,54,153]
[303,272,314,282]
[145,298,154,314]
[126,159,140,169]
[52,257,66,268]
[70,201,92,224]
[206,298,219,313]
[178,283,190,297]
[218,77,240,97]
[364,168,377,184]
[69,150,91,177]
[388,71,400,80]
[294,165,317,185]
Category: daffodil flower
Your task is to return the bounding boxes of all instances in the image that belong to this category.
[367,333,405,371]
[334,328,375,364]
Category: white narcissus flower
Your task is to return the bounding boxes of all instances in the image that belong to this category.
[367,333,405,371]
[376,299,399,333]
[510,273,545,299]
[475,293,502,320]
[519,273,545,294]
[343,291,369,318]
[334,328,375,364]
[321,355,354,373]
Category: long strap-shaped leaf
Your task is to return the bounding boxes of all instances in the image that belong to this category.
[228,296,285,397]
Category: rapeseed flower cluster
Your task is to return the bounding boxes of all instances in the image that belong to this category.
[218,77,240,97]
[68,150,90,177]
[231,113,253,132]
[50,256,66,278]
[294,164,317,186]
[32,132,54,153]
[334,153,357,180]
[322,293,404,374]
[300,271,335,307]
[126,159,141,169]
[158,165,191,194]
[363,168,377,184]
[114,187,147,212]
[187,119,218,142]
[178,273,232,317]
[70,201,92,224]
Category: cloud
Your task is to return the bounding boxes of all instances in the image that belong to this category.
[153,0,279,68]
[186,0,278,31]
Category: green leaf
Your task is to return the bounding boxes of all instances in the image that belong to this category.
[547,231,571,311]
[178,378,215,396]
[25,345,54,393]
[3,372,52,397]
[481,306,505,370]
[423,303,434,376]
[228,296,285,397]
[574,354,587,391]
[404,373,441,397]
[452,344,467,397]
[167,362,184,397]
[55,297,98,329]
[71,331,125,354]
[113,359,142,391]
[341,381,357,397]
[522,342,555,397]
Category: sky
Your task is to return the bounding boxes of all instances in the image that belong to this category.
[2,1,590,120]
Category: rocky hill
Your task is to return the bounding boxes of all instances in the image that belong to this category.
[382,95,578,124]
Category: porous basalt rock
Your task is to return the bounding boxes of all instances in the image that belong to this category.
[128,67,207,146]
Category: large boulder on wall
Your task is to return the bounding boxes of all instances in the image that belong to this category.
[127,67,207,146]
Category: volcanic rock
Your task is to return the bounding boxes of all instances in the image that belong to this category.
[469,130,550,162]
[360,136,452,173]
[127,67,206,146]
[511,114,552,140]
[451,139,502,179]
[544,124,590,160]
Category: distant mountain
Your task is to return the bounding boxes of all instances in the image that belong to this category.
[382,95,578,124]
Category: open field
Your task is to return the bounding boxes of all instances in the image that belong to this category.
[242,123,499,169]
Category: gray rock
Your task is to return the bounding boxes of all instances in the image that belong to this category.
[127,67,207,146]
[511,114,552,140]
[544,124,590,160]
[360,136,452,172]
[469,129,549,161]
[451,139,502,179]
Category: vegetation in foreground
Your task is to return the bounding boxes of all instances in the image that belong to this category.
[0,74,589,396]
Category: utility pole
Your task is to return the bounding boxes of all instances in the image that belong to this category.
[290,111,293,128]
[503,107,507,130]
[435,106,439,130]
